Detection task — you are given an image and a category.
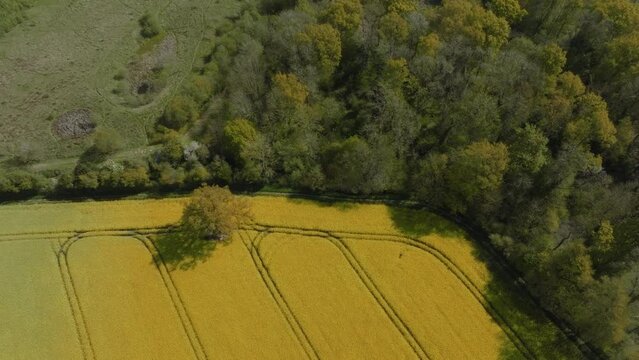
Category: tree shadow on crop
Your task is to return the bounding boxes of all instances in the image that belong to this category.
[389,205,583,359]
[153,226,218,271]
[481,246,585,360]
[389,207,465,238]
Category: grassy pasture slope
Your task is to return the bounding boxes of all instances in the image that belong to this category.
[0,239,83,360]
[0,195,582,359]
[0,0,234,163]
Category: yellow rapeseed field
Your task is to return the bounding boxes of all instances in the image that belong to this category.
[163,230,308,359]
[249,196,493,285]
[66,236,196,360]
[0,198,185,234]
[344,238,513,359]
[257,232,419,359]
[0,194,579,359]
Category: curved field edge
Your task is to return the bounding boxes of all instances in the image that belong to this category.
[63,235,203,360]
[254,231,423,359]
[341,237,518,359]
[248,224,582,359]
[253,226,529,359]
[0,196,583,358]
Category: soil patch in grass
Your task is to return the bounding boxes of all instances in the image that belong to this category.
[52,108,95,139]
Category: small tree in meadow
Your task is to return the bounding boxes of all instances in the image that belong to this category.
[93,128,122,155]
[138,12,161,38]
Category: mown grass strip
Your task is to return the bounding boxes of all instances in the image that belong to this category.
[55,237,96,360]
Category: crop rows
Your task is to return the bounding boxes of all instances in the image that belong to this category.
[53,230,206,360]
[6,225,538,359]
[238,230,320,360]
[243,223,536,360]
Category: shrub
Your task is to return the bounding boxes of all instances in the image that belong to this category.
[93,128,122,155]
[160,95,200,130]
[184,75,214,105]
[138,12,161,38]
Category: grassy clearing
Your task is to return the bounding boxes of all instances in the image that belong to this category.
[66,236,196,359]
[0,0,236,164]
[157,230,308,359]
[0,239,82,360]
[257,232,420,359]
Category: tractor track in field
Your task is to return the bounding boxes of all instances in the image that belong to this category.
[11,225,540,359]
[57,231,207,360]
[55,235,96,360]
[134,233,209,360]
[324,235,430,360]
[247,224,536,360]
[339,233,536,359]
[238,230,320,360]
[252,229,429,360]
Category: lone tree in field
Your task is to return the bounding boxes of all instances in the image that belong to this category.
[180,185,252,241]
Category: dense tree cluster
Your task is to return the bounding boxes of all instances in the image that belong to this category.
[2,0,639,356]
[188,0,636,356]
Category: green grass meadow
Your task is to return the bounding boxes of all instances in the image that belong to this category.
[0,0,237,164]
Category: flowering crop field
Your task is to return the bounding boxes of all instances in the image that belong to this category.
[0,195,581,359]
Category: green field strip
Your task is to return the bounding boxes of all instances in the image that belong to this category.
[135,233,209,360]
[0,239,84,360]
[56,238,97,360]
[325,235,431,360]
[238,230,320,360]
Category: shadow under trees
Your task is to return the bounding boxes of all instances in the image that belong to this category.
[389,206,584,359]
[152,225,222,271]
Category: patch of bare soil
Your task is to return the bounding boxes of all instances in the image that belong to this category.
[52,109,95,139]
[129,35,177,94]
